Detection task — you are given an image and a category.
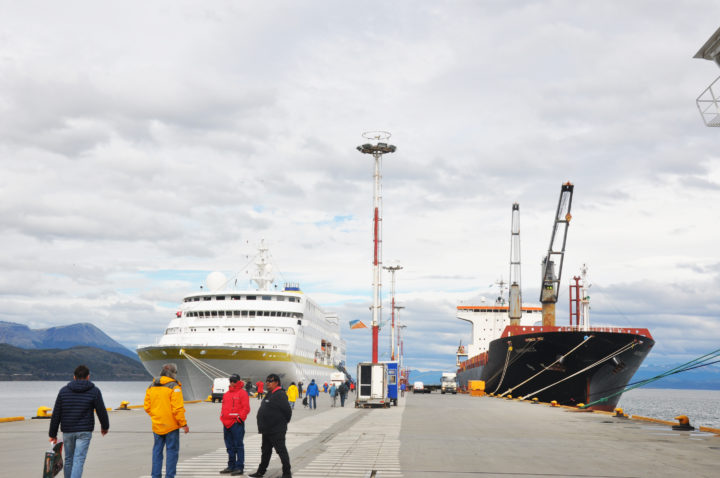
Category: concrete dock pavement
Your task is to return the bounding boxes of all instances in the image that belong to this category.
[1,392,718,477]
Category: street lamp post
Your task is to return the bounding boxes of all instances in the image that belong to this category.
[384,264,403,361]
[357,132,396,363]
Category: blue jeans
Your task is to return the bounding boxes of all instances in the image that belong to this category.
[63,431,92,478]
[309,395,317,409]
[223,422,245,471]
[152,429,179,478]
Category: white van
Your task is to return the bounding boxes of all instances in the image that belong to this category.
[211,377,230,402]
[413,381,425,394]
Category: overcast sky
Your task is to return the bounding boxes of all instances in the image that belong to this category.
[2,1,720,377]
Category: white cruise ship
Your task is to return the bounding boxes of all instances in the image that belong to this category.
[137,242,346,400]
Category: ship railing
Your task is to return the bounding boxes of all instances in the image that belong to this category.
[502,325,653,339]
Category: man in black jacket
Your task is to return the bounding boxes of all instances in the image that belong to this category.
[49,364,110,478]
[248,373,292,478]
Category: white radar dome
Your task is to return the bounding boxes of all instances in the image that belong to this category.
[206,271,228,292]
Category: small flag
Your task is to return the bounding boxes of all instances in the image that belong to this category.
[349,319,368,330]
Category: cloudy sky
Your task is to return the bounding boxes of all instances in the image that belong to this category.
[2,1,720,377]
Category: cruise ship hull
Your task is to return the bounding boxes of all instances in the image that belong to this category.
[138,345,339,401]
[458,329,654,411]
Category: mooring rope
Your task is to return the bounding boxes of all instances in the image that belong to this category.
[580,346,720,409]
[499,335,593,397]
[521,340,637,400]
[180,349,231,380]
[491,345,513,394]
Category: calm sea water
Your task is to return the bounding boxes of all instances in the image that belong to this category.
[1,382,718,428]
[0,381,150,418]
[617,388,720,429]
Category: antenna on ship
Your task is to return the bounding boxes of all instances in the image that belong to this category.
[357,131,396,364]
[508,202,522,326]
[694,26,720,126]
[251,239,275,291]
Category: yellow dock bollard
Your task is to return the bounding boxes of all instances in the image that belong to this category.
[550,400,558,407]
[672,415,695,431]
[614,408,628,418]
[531,397,539,404]
[116,401,130,410]
[32,406,52,419]
[205,395,213,402]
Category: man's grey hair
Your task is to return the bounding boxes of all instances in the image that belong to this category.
[160,363,178,379]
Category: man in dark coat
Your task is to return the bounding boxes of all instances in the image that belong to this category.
[48,364,110,478]
[248,373,292,478]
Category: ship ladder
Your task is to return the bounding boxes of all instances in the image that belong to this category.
[490,342,534,395]
[180,349,231,381]
[499,335,593,398]
[522,340,637,402]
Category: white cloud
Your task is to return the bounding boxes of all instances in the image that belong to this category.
[2,1,720,377]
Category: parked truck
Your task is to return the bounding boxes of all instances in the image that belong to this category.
[440,372,458,394]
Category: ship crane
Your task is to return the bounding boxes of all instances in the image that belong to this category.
[540,182,574,327]
[508,203,522,326]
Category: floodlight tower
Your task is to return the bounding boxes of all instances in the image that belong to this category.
[357,131,396,363]
[694,26,720,126]
[384,263,403,360]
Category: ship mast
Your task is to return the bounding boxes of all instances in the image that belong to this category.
[508,203,522,326]
[251,239,274,291]
[384,263,403,361]
[540,182,574,327]
[357,132,396,363]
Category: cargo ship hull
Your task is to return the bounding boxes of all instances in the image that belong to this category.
[458,327,654,411]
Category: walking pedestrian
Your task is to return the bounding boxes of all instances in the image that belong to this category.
[248,374,292,478]
[329,383,337,407]
[220,374,250,475]
[338,382,348,407]
[306,379,319,409]
[323,382,328,393]
[298,381,303,398]
[48,364,110,478]
[286,382,298,409]
[350,382,355,393]
[255,379,264,400]
[144,363,189,478]
[400,381,406,397]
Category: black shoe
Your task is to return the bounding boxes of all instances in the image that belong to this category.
[281,474,292,478]
[248,473,264,478]
[231,470,244,476]
[220,468,233,474]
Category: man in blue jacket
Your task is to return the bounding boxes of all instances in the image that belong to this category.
[306,379,319,409]
[49,365,110,478]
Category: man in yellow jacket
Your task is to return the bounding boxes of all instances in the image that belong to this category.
[286,382,299,409]
[144,363,189,478]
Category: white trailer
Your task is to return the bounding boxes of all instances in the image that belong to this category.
[441,372,458,394]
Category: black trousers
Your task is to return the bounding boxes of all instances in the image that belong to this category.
[258,432,291,474]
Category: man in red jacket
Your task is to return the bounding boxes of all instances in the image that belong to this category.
[220,374,250,475]
[255,379,264,400]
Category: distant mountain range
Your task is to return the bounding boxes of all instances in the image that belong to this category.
[0,321,137,361]
[0,344,151,381]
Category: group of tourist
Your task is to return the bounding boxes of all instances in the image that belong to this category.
[47,364,356,478]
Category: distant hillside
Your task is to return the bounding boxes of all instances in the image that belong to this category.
[0,344,151,381]
[0,321,138,361]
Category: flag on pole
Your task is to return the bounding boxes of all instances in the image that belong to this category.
[349,319,368,330]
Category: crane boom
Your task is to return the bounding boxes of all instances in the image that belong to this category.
[508,203,522,325]
[540,182,574,327]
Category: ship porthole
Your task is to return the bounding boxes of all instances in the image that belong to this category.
[162,351,167,355]
[200,350,206,355]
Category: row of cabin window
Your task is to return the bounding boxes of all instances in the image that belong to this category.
[184,295,301,303]
[468,309,536,313]
[165,326,291,334]
[184,310,303,318]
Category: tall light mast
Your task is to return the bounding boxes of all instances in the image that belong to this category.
[384,264,403,361]
[357,132,396,363]
[508,203,522,326]
[540,182,574,327]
